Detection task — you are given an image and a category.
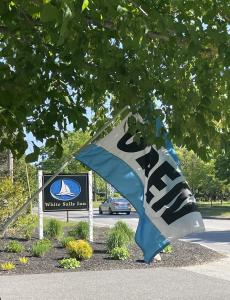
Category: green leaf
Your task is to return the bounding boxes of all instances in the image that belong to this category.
[25,152,38,163]
[82,0,89,12]
[40,3,59,22]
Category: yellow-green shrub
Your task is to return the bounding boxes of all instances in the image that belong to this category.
[10,214,38,240]
[61,236,75,248]
[1,262,15,271]
[5,241,24,253]
[19,257,29,264]
[0,178,25,223]
[110,246,130,260]
[66,240,93,260]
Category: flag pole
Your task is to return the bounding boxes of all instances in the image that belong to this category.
[0,106,129,236]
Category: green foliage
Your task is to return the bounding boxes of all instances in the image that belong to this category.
[60,236,75,248]
[58,258,81,269]
[11,214,38,240]
[162,245,173,254]
[215,151,230,184]
[39,131,91,173]
[13,157,38,196]
[5,241,25,253]
[82,0,89,12]
[1,262,15,271]
[113,192,121,198]
[114,221,134,243]
[31,239,52,257]
[44,219,63,240]
[19,257,29,264]
[106,226,133,253]
[0,1,229,160]
[68,221,89,240]
[110,246,130,260]
[0,178,26,223]
[66,240,93,260]
[176,147,229,200]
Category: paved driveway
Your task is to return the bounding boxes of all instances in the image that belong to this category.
[0,267,230,300]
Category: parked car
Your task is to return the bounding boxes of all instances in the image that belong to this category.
[99,197,131,215]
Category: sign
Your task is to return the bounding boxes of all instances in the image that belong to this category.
[43,174,89,211]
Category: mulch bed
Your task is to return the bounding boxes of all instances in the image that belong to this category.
[0,227,224,275]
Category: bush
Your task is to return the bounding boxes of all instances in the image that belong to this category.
[66,240,93,260]
[11,214,38,240]
[60,236,75,248]
[44,219,63,240]
[68,221,89,240]
[106,222,134,253]
[114,221,134,243]
[31,239,52,257]
[1,262,15,271]
[19,257,29,264]
[0,178,25,223]
[5,241,25,253]
[162,245,173,253]
[110,247,130,260]
[59,258,80,269]
[106,229,128,253]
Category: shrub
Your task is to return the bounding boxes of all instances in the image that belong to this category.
[114,221,134,243]
[59,258,80,269]
[110,247,130,260]
[19,257,29,264]
[61,236,75,248]
[31,239,52,257]
[1,262,15,271]
[66,240,93,260]
[68,221,89,240]
[106,228,132,253]
[44,219,63,240]
[162,245,173,253]
[5,241,25,253]
[11,214,38,240]
[113,192,121,198]
[0,178,25,223]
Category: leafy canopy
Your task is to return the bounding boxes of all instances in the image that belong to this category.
[0,0,229,161]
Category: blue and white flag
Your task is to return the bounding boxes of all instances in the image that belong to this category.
[76,115,205,262]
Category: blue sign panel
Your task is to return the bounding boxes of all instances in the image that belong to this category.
[43,174,89,211]
[50,179,81,201]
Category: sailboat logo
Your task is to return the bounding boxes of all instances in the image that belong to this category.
[50,178,81,201]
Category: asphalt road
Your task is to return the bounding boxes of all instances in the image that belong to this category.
[1,267,230,300]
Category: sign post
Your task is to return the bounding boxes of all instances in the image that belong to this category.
[88,171,93,242]
[38,170,44,240]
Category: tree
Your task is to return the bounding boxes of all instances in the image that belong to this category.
[176,146,228,200]
[215,151,230,184]
[39,131,90,173]
[39,130,107,195]
[0,0,229,161]
[14,157,37,196]
[176,147,207,193]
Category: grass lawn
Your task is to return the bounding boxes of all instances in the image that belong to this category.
[197,201,230,218]
[43,217,76,228]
